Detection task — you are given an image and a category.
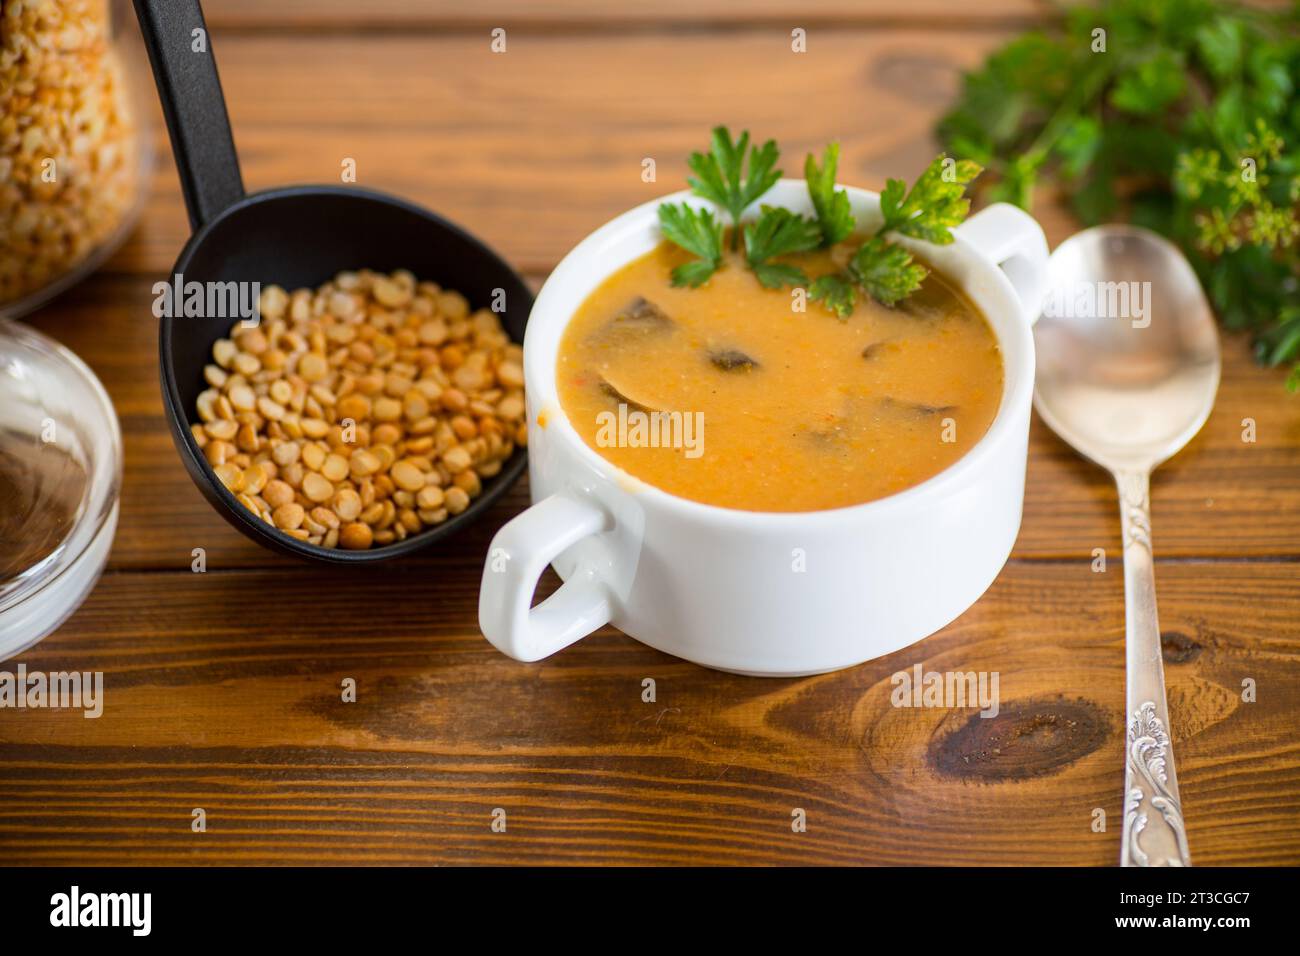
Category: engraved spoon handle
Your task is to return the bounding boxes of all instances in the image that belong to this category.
[1116,469,1191,867]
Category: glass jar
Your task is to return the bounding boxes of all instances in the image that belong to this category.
[0,0,153,318]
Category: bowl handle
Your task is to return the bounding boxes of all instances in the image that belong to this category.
[954,203,1049,326]
[479,491,614,662]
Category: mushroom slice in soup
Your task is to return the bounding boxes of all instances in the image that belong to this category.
[707,347,759,372]
[805,392,958,448]
[598,371,665,414]
[587,296,676,347]
[618,296,674,328]
[878,396,959,418]
[860,340,900,361]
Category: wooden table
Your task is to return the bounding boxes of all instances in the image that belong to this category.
[4,0,1298,866]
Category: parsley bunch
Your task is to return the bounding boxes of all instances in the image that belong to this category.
[657,128,983,316]
[937,0,1300,390]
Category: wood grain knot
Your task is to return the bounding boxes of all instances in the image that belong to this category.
[928,697,1108,782]
[1161,630,1202,664]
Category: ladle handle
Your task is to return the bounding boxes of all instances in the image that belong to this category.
[1116,469,1191,867]
[133,0,244,230]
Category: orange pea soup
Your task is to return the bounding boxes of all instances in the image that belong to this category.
[555,240,1003,512]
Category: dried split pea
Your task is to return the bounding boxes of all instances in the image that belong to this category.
[263,479,295,509]
[390,460,426,492]
[333,488,362,522]
[445,486,470,515]
[301,472,334,504]
[340,522,373,550]
[273,502,305,530]
[301,442,326,472]
[321,454,349,483]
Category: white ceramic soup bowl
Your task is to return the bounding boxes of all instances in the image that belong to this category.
[480,180,1047,676]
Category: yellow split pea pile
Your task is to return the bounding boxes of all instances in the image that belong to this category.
[191,270,526,550]
[0,0,141,305]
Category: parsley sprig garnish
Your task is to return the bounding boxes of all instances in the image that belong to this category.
[658,129,982,316]
[744,205,822,288]
[807,273,857,317]
[812,154,983,315]
[805,143,855,246]
[657,202,724,288]
[879,155,983,244]
[848,236,929,308]
[687,127,782,252]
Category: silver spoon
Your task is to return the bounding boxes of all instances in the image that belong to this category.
[1033,225,1220,867]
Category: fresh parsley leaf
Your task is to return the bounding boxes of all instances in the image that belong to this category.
[938,32,1067,155]
[1056,115,1103,179]
[1071,163,1119,224]
[988,155,1037,209]
[687,126,782,249]
[751,262,807,290]
[1264,307,1300,367]
[1247,48,1292,117]
[671,259,722,289]
[743,205,822,289]
[878,154,983,245]
[657,202,724,287]
[809,274,858,319]
[848,236,928,307]
[805,143,855,246]
[1195,17,1244,81]
[1206,83,1250,146]
[1110,50,1187,116]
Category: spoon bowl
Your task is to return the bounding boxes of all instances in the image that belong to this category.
[1034,226,1220,472]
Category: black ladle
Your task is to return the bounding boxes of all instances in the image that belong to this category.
[133,0,531,563]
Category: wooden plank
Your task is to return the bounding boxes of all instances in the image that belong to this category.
[200,0,1053,30]
[30,274,1300,569]
[2,561,1296,865]
[108,28,1029,278]
[196,0,1294,31]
